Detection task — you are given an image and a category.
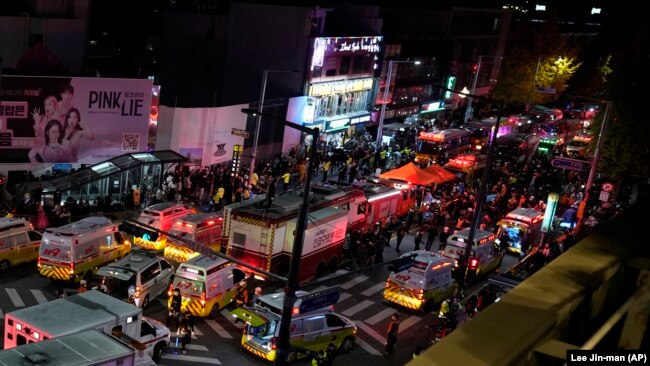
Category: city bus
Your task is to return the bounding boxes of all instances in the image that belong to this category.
[414,129,472,165]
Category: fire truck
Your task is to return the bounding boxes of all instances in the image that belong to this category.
[414,129,472,165]
[222,184,367,283]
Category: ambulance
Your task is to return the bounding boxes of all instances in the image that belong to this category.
[164,212,223,262]
[128,202,194,251]
[38,216,131,283]
[443,152,486,183]
[233,288,357,363]
[168,255,248,318]
[0,217,42,272]
[384,250,457,311]
[495,208,544,254]
[443,228,504,280]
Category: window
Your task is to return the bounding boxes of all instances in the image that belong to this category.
[141,263,160,283]
[11,233,29,246]
[140,320,155,337]
[357,202,367,215]
[339,56,351,75]
[28,231,42,241]
[114,232,124,244]
[160,259,172,271]
[305,316,325,332]
[17,334,26,346]
[232,268,246,285]
[7,333,12,340]
[105,235,113,246]
[232,232,246,246]
[325,314,346,327]
[325,69,337,77]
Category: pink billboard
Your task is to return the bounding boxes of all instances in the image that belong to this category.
[0,76,152,164]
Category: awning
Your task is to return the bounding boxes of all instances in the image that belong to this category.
[379,162,440,186]
[422,164,457,184]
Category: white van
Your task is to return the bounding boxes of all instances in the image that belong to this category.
[443,228,504,280]
[39,217,131,283]
[164,212,223,262]
[93,250,175,308]
[131,202,194,251]
[168,255,247,318]
[0,218,42,272]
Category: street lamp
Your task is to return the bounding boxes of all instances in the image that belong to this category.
[241,108,319,366]
[249,69,299,186]
[376,59,421,150]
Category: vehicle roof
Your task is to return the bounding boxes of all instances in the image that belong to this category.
[45,216,112,236]
[255,290,325,316]
[176,212,223,224]
[418,128,470,141]
[0,217,30,228]
[0,330,134,365]
[507,207,544,219]
[143,202,189,213]
[182,254,229,270]
[449,228,495,242]
[407,250,454,265]
[7,290,140,335]
[103,251,162,272]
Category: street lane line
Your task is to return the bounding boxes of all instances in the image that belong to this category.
[355,337,382,355]
[167,343,209,351]
[356,321,386,344]
[161,354,221,364]
[341,275,369,290]
[342,300,373,317]
[399,315,422,334]
[361,283,386,297]
[205,319,233,339]
[31,290,48,304]
[339,292,352,302]
[364,308,395,325]
[193,326,203,336]
[220,309,244,329]
[6,288,25,307]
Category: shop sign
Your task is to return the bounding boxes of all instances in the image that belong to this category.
[326,118,350,131]
[303,98,317,124]
[310,78,374,97]
[350,115,371,125]
[231,144,243,174]
[421,101,445,114]
[444,76,456,99]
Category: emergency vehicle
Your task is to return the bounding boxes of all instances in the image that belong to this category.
[232,288,357,363]
[355,181,414,226]
[537,135,565,153]
[496,133,539,164]
[4,290,169,363]
[442,228,504,280]
[496,208,544,254]
[164,212,224,262]
[463,117,518,151]
[415,129,472,165]
[223,185,367,283]
[38,217,131,283]
[168,255,248,318]
[126,202,194,251]
[0,217,42,272]
[384,251,456,311]
[566,133,592,157]
[443,152,486,183]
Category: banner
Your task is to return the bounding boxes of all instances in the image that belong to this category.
[0,76,152,164]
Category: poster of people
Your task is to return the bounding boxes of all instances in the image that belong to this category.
[0,76,152,164]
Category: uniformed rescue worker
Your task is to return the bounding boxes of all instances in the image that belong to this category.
[312,350,326,366]
[235,285,249,307]
[167,288,182,331]
[384,313,399,354]
[178,310,194,354]
[78,280,88,293]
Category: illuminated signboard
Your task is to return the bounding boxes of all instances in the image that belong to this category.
[444,77,456,99]
[231,144,243,174]
[309,36,383,83]
[421,101,445,114]
[541,193,559,233]
[350,115,371,124]
[310,78,374,97]
[326,118,350,132]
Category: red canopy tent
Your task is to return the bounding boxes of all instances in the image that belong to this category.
[379,162,439,185]
[422,164,457,184]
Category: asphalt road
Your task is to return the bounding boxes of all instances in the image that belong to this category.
[0,228,518,366]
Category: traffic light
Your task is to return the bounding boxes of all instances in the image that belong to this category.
[468,257,479,271]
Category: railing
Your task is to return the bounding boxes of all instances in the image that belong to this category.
[408,202,648,366]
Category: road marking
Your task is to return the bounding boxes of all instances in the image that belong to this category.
[220,309,244,329]
[205,319,233,339]
[5,288,25,307]
[339,292,352,302]
[356,321,386,344]
[31,290,48,304]
[161,354,221,364]
[167,343,209,351]
[361,283,386,297]
[364,308,395,325]
[341,275,369,290]
[193,326,203,336]
[399,315,422,334]
[342,300,373,317]
[355,337,383,355]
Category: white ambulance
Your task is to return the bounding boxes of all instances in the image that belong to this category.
[131,202,194,251]
[443,228,504,280]
[384,250,457,311]
[164,212,224,262]
[38,216,131,283]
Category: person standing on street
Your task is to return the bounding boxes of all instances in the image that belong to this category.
[439,227,451,251]
[414,230,424,251]
[167,288,182,331]
[425,225,438,251]
[178,311,194,354]
[385,313,400,354]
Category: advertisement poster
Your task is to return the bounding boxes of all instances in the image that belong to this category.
[179,147,203,166]
[0,76,152,164]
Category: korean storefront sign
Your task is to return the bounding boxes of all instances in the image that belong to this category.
[231,144,243,174]
[309,78,374,97]
[326,118,350,132]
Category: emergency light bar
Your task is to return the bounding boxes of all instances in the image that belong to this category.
[368,190,402,202]
[419,131,445,141]
[505,213,544,224]
[573,135,592,142]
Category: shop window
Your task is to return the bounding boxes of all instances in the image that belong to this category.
[17,334,26,346]
[326,69,337,77]
[339,56,351,75]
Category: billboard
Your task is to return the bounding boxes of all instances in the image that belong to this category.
[309,36,383,83]
[0,76,152,164]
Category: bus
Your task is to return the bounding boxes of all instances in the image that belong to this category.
[462,117,519,151]
[415,129,472,165]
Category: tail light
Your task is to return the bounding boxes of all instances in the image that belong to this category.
[135,287,141,298]
[270,337,278,350]
[385,279,393,288]
[416,289,424,300]
[200,291,206,308]
[69,262,75,275]
[167,284,173,297]
[292,307,300,315]
[37,256,41,268]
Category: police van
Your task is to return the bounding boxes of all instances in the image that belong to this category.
[0,218,42,272]
[38,217,131,283]
[442,228,504,280]
[129,202,194,251]
[384,251,457,312]
[164,212,223,262]
[93,250,175,308]
[233,289,357,363]
[168,255,248,318]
